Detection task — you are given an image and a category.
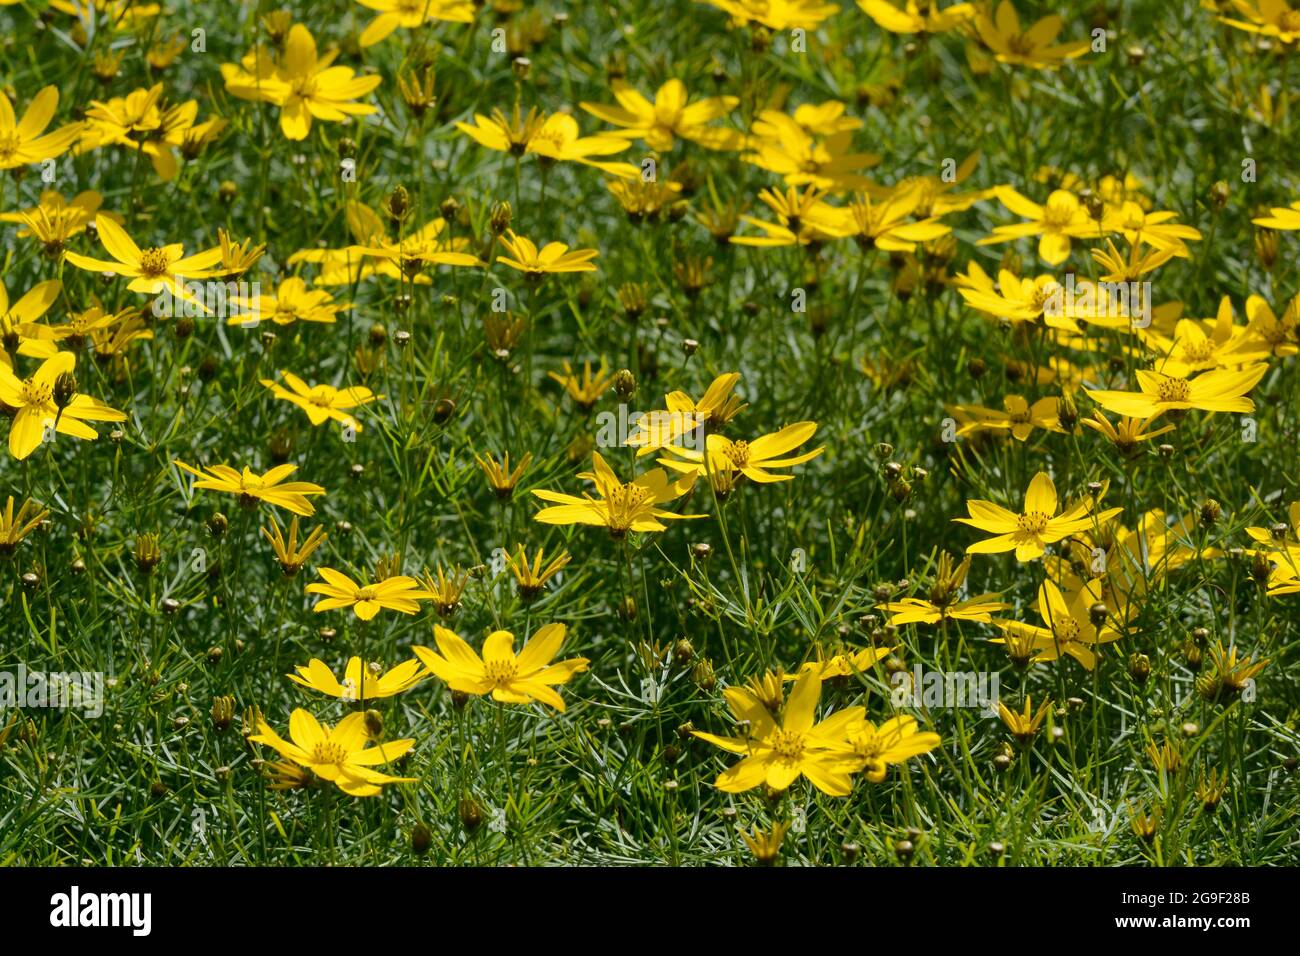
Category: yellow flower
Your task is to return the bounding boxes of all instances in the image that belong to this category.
[857,0,974,34]
[260,371,379,430]
[63,217,223,307]
[287,656,427,701]
[998,695,1052,742]
[476,451,533,499]
[173,460,325,516]
[837,189,951,251]
[414,623,589,711]
[221,25,382,141]
[80,84,207,181]
[697,0,841,30]
[978,187,1099,265]
[0,86,82,170]
[0,496,48,557]
[956,264,1076,330]
[693,670,862,796]
[1,279,62,360]
[305,568,434,621]
[974,1,1091,69]
[877,551,1010,624]
[533,451,702,537]
[1085,364,1269,419]
[659,422,823,485]
[743,111,879,191]
[784,645,895,681]
[235,277,349,326]
[844,715,941,782]
[742,821,790,865]
[0,352,126,460]
[1244,294,1299,357]
[548,358,614,410]
[993,578,1120,671]
[260,514,328,577]
[730,185,849,248]
[1253,200,1300,231]
[0,190,113,257]
[458,107,636,177]
[947,395,1064,442]
[503,544,570,600]
[627,372,748,454]
[580,79,742,151]
[351,217,482,278]
[1081,411,1175,453]
[248,709,416,796]
[955,471,1122,561]
[1220,0,1300,43]
[497,230,599,278]
[355,0,474,47]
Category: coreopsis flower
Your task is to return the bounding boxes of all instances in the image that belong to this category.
[532,452,702,537]
[993,578,1121,670]
[837,189,951,251]
[49,0,161,29]
[743,111,879,191]
[1090,238,1175,283]
[0,86,82,170]
[476,451,532,499]
[503,544,570,600]
[80,84,208,181]
[955,471,1122,561]
[1253,200,1300,230]
[235,278,348,326]
[697,0,841,30]
[1085,363,1269,419]
[607,176,684,221]
[63,218,223,307]
[549,358,614,410]
[248,709,416,796]
[730,185,849,247]
[1244,294,1299,357]
[1,279,62,360]
[998,695,1052,742]
[261,515,328,577]
[974,1,1091,69]
[173,461,326,516]
[351,217,482,279]
[287,656,427,701]
[420,565,470,617]
[979,187,1100,265]
[692,670,862,796]
[956,265,1077,330]
[626,372,747,454]
[742,821,790,865]
[355,0,474,47]
[1137,297,1270,374]
[260,372,379,431]
[1219,1,1300,43]
[947,395,1065,441]
[306,568,435,620]
[215,229,265,278]
[457,107,636,177]
[580,79,742,151]
[1196,641,1270,702]
[0,496,48,557]
[413,623,589,711]
[784,644,894,681]
[844,716,941,782]
[497,231,599,278]
[1081,411,1175,453]
[659,422,824,485]
[877,551,1010,624]
[0,352,126,460]
[0,190,114,258]
[857,0,974,34]
[1268,563,1300,595]
[1108,201,1202,254]
[221,25,383,141]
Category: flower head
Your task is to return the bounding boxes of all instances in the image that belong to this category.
[414,623,589,711]
[248,709,416,796]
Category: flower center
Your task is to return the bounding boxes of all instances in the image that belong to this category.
[1052,618,1081,645]
[1017,511,1051,535]
[484,658,518,685]
[770,729,804,761]
[1155,377,1191,403]
[19,379,53,407]
[1280,11,1300,31]
[1006,32,1038,57]
[0,131,19,161]
[1179,340,1215,363]
[311,741,349,765]
[725,440,751,469]
[604,483,654,536]
[355,586,377,601]
[139,248,170,277]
